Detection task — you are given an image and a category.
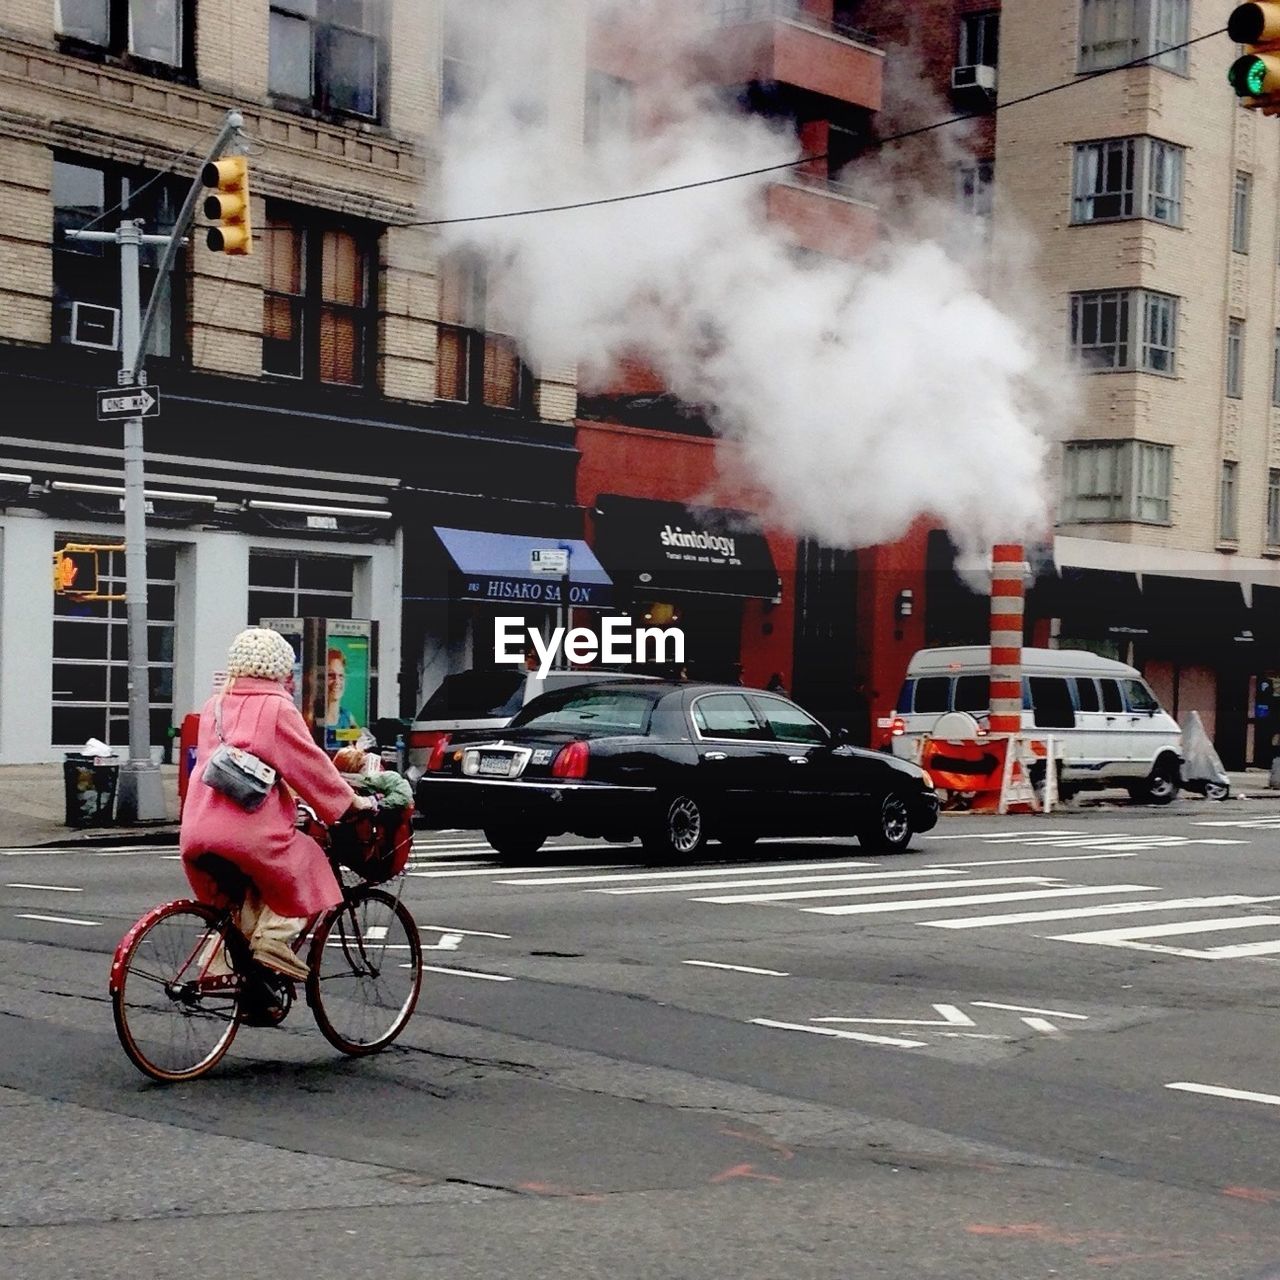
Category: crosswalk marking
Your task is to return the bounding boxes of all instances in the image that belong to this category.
[804,883,1158,917]
[499,859,874,887]
[694,875,1058,905]
[920,895,1277,929]
[14,912,99,926]
[589,868,967,896]
[751,1018,928,1049]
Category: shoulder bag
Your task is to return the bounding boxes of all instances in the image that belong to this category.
[201,694,278,811]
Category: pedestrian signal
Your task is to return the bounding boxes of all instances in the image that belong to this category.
[53,548,99,596]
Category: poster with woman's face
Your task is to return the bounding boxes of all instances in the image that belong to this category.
[324,623,370,750]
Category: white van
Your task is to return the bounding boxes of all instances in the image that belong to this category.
[887,646,1184,803]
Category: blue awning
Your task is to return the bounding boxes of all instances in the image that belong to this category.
[434,527,613,608]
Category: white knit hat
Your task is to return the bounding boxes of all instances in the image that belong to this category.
[226,627,296,681]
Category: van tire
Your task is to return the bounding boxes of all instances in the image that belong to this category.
[1136,759,1180,805]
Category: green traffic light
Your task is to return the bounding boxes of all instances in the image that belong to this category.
[1230,54,1269,96]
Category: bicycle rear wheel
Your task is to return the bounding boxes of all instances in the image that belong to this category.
[306,887,422,1055]
[111,901,243,1082]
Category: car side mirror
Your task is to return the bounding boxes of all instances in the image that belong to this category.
[832,725,851,746]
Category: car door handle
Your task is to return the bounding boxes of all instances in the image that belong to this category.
[704,751,728,761]
[788,756,810,764]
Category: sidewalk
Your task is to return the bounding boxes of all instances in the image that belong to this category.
[0,763,181,849]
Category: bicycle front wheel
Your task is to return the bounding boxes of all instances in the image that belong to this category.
[111,901,243,1082]
[306,887,422,1055]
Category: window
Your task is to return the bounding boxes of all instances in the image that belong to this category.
[1226,319,1245,399]
[52,538,176,749]
[1233,172,1252,254]
[419,670,525,722]
[1268,470,1280,547]
[1078,0,1189,74]
[269,0,386,120]
[262,207,374,385]
[1121,679,1159,713]
[514,689,654,734]
[954,674,988,713]
[1070,289,1177,373]
[52,156,184,358]
[692,693,766,741]
[1029,677,1076,729]
[755,695,827,745]
[1071,137,1182,225]
[1100,679,1124,712]
[959,11,999,66]
[1074,677,1101,712]
[1273,330,1280,407]
[1062,440,1172,524]
[437,253,532,412]
[1220,461,1239,542]
[912,676,950,714]
[248,552,355,624]
[56,0,187,70]
[957,160,994,218]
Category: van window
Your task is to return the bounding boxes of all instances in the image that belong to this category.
[1074,677,1100,713]
[1100,679,1123,713]
[913,676,950,714]
[1029,676,1076,729]
[1122,679,1160,713]
[895,680,914,713]
[417,669,525,721]
[954,674,988,713]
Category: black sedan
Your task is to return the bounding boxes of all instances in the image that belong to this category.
[416,681,939,860]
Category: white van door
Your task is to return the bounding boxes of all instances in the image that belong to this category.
[1067,675,1115,785]
[1118,676,1181,780]
[1025,676,1080,775]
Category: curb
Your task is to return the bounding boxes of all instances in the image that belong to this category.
[26,827,180,850]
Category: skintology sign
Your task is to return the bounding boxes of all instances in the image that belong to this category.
[659,523,740,565]
[463,575,608,605]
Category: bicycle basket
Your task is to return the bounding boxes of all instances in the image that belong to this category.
[329,804,414,884]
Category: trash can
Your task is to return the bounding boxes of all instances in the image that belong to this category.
[63,753,120,828]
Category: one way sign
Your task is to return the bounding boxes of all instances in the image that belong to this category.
[96,386,160,421]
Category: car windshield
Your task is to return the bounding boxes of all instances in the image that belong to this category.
[417,669,526,721]
[511,688,657,734]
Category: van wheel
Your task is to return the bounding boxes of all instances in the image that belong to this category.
[1138,760,1180,805]
[483,826,547,860]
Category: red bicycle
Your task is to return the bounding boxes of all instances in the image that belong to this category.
[110,803,420,1082]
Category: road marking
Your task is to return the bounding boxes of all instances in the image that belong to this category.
[1021,1017,1068,1038]
[1195,818,1280,829]
[418,924,511,938]
[591,868,966,896]
[1052,916,1280,946]
[500,859,874,886]
[419,964,513,981]
[422,932,464,951]
[815,1003,975,1028]
[805,883,1158,916]
[925,829,1087,841]
[1167,1082,1280,1107]
[751,1018,926,1049]
[921,895,1277,930]
[696,875,1059,904]
[5,883,82,893]
[683,960,789,976]
[970,1001,1090,1020]
[409,864,602,879]
[927,853,1137,868]
[15,913,99,926]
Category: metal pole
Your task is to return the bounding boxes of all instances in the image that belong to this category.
[560,545,572,670]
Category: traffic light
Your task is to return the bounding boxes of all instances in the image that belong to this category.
[1228,4,1280,113]
[201,155,253,255]
[53,548,99,596]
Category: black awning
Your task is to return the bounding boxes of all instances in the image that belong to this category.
[1030,568,1147,637]
[591,494,782,601]
[1143,575,1252,649]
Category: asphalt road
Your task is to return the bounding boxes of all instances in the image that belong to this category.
[5,794,1280,1279]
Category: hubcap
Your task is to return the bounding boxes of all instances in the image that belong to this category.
[668,797,703,854]
[882,795,910,844]
[1149,773,1174,799]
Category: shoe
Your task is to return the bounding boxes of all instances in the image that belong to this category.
[251,937,310,982]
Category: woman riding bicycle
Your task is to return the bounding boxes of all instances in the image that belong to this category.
[180,627,374,981]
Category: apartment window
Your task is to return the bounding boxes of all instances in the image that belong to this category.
[52,539,176,749]
[1071,136,1183,225]
[1220,461,1239,542]
[248,552,355,625]
[269,0,386,120]
[56,0,189,70]
[1268,470,1280,547]
[959,11,999,66]
[1063,440,1171,523]
[1078,0,1189,74]
[957,160,994,218]
[1272,329,1280,406]
[1226,319,1245,398]
[1233,172,1252,254]
[262,207,375,385]
[1070,289,1177,374]
[437,253,533,412]
[52,156,183,357]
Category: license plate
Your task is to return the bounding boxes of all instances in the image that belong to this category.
[478,753,514,777]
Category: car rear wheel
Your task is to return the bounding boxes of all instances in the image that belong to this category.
[857,791,914,853]
[483,826,548,861]
[642,794,707,862]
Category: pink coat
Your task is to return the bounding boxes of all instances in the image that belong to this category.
[180,677,355,918]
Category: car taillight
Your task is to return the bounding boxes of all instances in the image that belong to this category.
[426,734,453,771]
[890,717,906,737]
[551,740,589,779]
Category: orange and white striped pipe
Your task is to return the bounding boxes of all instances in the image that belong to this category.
[988,543,1024,735]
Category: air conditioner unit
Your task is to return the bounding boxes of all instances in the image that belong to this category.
[69,302,120,351]
[951,64,997,94]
